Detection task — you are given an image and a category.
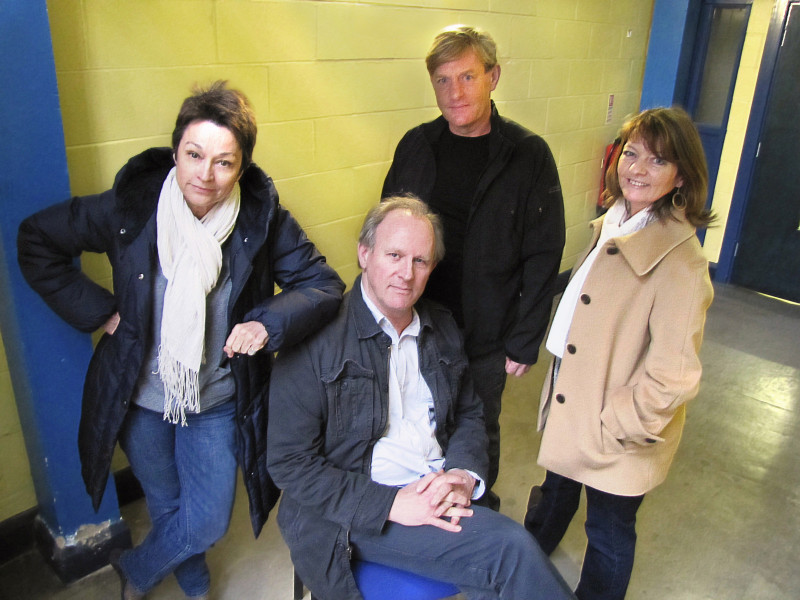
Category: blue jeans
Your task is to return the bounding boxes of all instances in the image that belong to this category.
[525,471,644,600]
[117,402,238,597]
[351,505,575,600]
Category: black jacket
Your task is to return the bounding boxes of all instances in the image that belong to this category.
[267,278,487,598]
[17,147,345,536]
[382,104,565,364]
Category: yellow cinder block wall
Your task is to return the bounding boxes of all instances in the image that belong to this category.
[0,331,37,521]
[1,0,656,521]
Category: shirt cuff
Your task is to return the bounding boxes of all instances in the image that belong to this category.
[463,469,485,500]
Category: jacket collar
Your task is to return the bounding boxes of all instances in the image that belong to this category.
[592,209,698,276]
[113,147,276,250]
[419,101,511,218]
[235,162,276,242]
[350,274,435,340]
[114,147,173,241]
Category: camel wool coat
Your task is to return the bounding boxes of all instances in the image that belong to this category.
[537,208,713,496]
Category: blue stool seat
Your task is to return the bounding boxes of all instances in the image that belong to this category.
[293,560,460,600]
[353,560,460,600]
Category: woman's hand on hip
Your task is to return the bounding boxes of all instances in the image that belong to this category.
[102,312,120,335]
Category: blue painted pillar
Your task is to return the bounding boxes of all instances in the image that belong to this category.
[0,0,130,583]
[640,0,695,110]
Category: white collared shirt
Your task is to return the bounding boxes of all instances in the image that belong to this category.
[361,283,484,499]
[361,284,445,486]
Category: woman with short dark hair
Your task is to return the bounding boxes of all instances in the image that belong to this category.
[18,81,344,600]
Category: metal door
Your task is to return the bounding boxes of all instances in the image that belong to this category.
[730,3,800,301]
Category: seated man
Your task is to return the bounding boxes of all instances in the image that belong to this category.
[267,196,574,600]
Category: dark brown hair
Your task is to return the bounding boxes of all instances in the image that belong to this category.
[172,80,257,174]
[603,106,714,228]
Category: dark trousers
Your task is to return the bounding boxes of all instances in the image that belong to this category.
[468,350,507,502]
[351,506,575,600]
[525,471,644,600]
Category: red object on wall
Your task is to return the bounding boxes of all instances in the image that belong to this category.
[598,137,622,211]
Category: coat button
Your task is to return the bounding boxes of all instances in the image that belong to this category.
[119,228,126,235]
[607,246,619,255]
[556,393,565,404]
[566,344,576,354]
[138,273,144,280]
[580,294,591,304]
[244,237,249,243]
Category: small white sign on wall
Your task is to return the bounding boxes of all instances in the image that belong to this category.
[606,94,615,125]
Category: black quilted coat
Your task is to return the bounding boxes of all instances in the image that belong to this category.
[17,148,345,536]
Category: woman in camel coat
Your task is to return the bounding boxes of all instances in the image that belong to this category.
[525,107,714,600]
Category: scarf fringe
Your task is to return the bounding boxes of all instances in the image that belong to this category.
[158,345,200,426]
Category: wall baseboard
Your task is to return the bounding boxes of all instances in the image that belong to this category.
[0,505,37,565]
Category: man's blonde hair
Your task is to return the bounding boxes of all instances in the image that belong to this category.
[425,25,498,75]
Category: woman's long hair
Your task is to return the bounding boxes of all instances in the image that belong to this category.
[603,107,714,228]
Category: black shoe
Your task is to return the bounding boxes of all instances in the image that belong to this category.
[527,485,543,512]
[109,548,144,600]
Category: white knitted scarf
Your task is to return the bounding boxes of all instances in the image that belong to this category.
[156,167,240,425]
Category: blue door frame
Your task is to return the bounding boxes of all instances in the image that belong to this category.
[716,0,793,281]
[640,0,796,279]
[684,2,751,244]
[685,3,751,201]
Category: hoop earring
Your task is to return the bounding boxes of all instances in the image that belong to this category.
[672,188,687,209]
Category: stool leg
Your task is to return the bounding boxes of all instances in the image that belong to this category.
[293,569,305,600]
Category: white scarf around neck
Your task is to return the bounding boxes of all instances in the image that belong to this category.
[156,167,240,425]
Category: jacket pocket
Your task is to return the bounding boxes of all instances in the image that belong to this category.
[440,354,467,398]
[600,423,627,454]
[322,359,375,440]
[434,353,468,428]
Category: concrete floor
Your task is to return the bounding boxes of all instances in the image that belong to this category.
[1,282,798,599]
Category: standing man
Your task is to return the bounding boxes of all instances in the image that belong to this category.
[267,197,575,600]
[382,25,565,508]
